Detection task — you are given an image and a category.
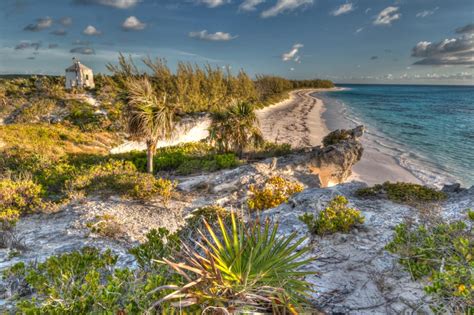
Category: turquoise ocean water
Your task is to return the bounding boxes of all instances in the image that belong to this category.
[318,84,474,187]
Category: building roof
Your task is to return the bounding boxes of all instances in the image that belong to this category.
[66,61,92,72]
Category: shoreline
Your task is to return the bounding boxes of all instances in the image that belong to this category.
[257,88,423,186]
[316,91,423,186]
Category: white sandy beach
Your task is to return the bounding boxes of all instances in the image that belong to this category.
[256,88,422,186]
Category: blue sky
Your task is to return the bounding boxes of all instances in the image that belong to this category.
[1,0,473,84]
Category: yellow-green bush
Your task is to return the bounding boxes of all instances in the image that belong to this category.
[0,178,45,230]
[299,195,364,235]
[355,182,447,206]
[247,176,303,211]
[68,160,176,202]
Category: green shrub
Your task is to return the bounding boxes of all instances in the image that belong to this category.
[3,247,177,314]
[129,228,180,271]
[299,195,364,235]
[467,209,474,221]
[12,99,56,123]
[0,178,44,213]
[180,205,235,241]
[247,176,304,211]
[322,129,353,147]
[386,221,473,313]
[356,182,447,205]
[0,124,118,159]
[247,141,292,159]
[161,212,315,312]
[67,160,176,202]
[65,100,107,131]
[0,178,45,231]
[114,142,240,175]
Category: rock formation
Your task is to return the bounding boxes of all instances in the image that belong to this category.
[307,125,364,187]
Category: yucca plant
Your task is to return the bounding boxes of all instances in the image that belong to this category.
[152,212,315,313]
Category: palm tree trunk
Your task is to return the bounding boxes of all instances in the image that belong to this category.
[146,140,156,174]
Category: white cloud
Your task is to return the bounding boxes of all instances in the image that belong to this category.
[331,3,354,16]
[373,6,401,26]
[411,30,474,66]
[290,67,295,71]
[75,0,139,9]
[355,27,364,33]
[122,16,146,31]
[261,0,313,18]
[189,30,237,41]
[24,17,53,31]
[239,0,265,11]
[83,25,101,36]
[416,7,439,18]
[196,0,230,8]
[365,8,371,14]
[282,43,303,61]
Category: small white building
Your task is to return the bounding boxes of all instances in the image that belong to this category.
[65,58,95,89]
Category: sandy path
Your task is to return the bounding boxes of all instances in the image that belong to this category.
[256,89,333,148]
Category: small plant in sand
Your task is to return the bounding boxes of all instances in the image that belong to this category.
[247,176,304,211]
[386,221,473,313]
[299,195,364,235]
[86,214,124,239]
[467,208,474,221]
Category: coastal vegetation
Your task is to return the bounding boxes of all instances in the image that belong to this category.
[247,176,304,211]
[299,195,365,235]
[1,57,471,314]
[4,214,315,313]
[386,221,473,313]
[356,182,447,206]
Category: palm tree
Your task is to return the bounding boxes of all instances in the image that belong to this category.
[125,76,178,173]
[209,101,263,157]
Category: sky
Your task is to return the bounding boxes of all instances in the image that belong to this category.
[0,0,473,84]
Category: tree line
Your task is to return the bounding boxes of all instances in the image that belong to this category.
[104,54,334,173]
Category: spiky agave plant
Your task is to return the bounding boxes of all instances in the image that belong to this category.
[152,212,315,313]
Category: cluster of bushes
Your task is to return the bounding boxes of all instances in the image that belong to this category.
[0,178,45,233]
[4,211,315,313]
[247,176,304,211]
[0,76,67,124]
[67,160,176,202]
[65,99,108,131]
[115,142,240,175]
[386,221,473,313]
[299,195,365,235]
[356,182,447,206]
